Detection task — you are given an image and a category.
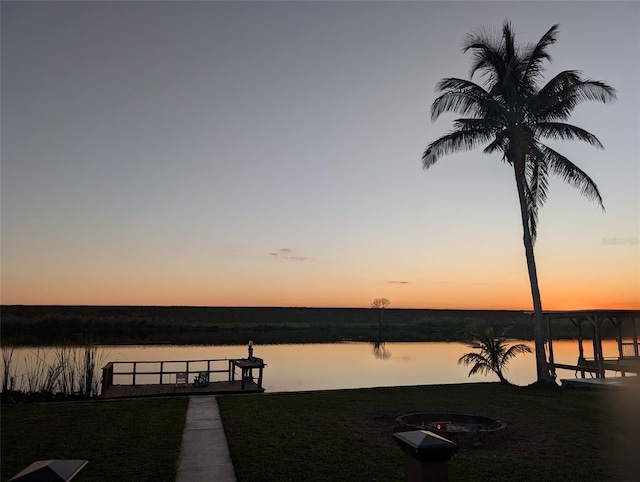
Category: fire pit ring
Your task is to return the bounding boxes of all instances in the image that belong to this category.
[395,413,507,449]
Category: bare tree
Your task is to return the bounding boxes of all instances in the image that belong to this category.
[371,298,390,328]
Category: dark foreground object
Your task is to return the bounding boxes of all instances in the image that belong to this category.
[9,459,88,482]
[394,430,459,482]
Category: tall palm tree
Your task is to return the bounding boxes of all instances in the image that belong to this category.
[458,325,532,384]
[422,21,616,383]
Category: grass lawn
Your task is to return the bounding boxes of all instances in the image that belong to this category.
[217,383,630,482]
[2,383,637,482]
[1,397,188,482]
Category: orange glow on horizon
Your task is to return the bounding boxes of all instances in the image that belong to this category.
[2,288,637,311]
[2,254,637,310]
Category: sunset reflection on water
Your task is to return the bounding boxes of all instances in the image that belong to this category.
[5,339,630,393]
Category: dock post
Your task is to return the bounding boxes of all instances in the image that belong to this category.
[100,363,114,396]
[546,314,556,379]
[577,319,586,378]
[593,313,605,378]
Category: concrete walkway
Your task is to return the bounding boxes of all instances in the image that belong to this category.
[176,395,237,482]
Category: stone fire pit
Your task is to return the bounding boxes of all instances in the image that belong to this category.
[395,413,507,449]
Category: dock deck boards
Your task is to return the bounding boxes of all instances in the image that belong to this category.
[102,380,264,399]
[560,377,637,389]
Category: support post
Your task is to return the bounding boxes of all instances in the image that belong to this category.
[546,315,555,379]
[633,317,639,357]
[576,319,585,378]
[617,319,624,360]
[615,318,626,376]
[100,363,113,396]
[591,314,605,378]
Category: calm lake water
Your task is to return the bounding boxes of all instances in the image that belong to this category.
[4,339,627,393]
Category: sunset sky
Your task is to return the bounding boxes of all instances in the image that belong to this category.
[2,1,638,310]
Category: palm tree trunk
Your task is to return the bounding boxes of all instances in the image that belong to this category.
[496,370,508,384]
[513,163,553,383]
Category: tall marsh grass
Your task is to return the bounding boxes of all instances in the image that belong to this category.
[1,344,108,399]
[2,345,17,392]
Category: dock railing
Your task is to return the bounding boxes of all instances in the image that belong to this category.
[100,358,231,396]
[622,342,640,359]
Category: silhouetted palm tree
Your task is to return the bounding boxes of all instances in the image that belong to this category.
[422,20,616,382]
[458,326,532,384]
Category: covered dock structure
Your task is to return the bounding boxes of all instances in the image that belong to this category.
[543,310,640,383]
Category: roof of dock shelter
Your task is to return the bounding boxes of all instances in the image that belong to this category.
[525,310,639,319]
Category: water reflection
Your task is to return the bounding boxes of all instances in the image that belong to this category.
[371,328,391,360]
[371,340,391,360]
[2,340,629,394]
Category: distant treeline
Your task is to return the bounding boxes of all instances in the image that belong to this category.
[0,305,617,346]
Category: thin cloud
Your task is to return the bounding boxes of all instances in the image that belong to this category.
[270,248,292,257]
[270,248,312,262]
[388,281,410,285]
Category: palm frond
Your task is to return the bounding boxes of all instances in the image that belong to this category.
[452,118,501,133]
[522,24,559,83]
[431,92,484,121]
[467,361,493,377]
[565,78,617,105]
[435,77,486,93]
[500,343,532,367]
[532,122,604,148]
[537,143,605,209]
[422,128,494,169]
[525,148,550,243]
[458,353,493,377]
[482,131,509,156]
[535,70,582,97]
[534,72,617,121]
[458,352,486,366]
[502,20,516,65]
[504,343,533,358]
[430,83,500,122]
[463,25,507,86]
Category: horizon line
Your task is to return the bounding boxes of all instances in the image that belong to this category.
[3,303,639,312]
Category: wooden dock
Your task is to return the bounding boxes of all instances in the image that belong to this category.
[102,379,264,399]
[560,377,637,389]
[543,310,640,379]
[100,352,266,399]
